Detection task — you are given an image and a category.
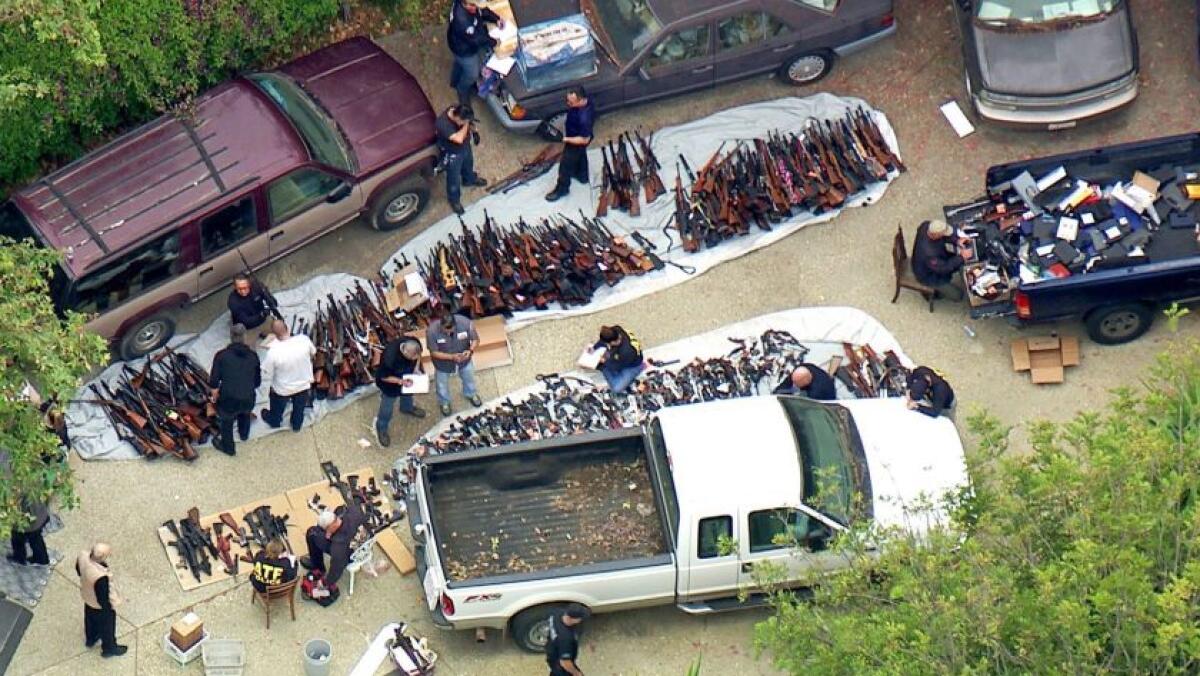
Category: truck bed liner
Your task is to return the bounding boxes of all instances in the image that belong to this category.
[427,439,668,582]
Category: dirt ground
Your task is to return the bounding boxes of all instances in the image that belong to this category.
[10,1,1200,674]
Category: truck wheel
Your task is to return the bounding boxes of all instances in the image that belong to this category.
[510,603,571,653]
[1085,303,1153,345]
[778,52,834,86]
[118,314,175,361]
[369,178,429,231]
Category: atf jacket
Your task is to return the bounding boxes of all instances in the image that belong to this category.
[446,1,501,57]
[210,342,262,409]
[594,327,643,370]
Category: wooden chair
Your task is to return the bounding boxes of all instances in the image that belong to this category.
[249,578,298,629]
[891,225,936,312]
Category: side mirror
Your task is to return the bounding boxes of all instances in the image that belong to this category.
[956,0,971,11]
[326,182,353,203]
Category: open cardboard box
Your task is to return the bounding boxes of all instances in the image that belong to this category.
[384,264,429,316]
[1011,335,1080,384]
[407,314,513,372]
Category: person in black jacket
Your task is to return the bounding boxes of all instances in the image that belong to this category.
[912,219,973,301]
[374,337,426,448]
[775,363,837,401]
[227,274,279,337]
[209,323,262,455]
[250,539,297,593]
[8,497,50,566]
[591,325,645,393]
[446,0,503,105]
[906,366,955,418]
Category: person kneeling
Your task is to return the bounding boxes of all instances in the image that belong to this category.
[301,506,365,604]
[592,325,645,393]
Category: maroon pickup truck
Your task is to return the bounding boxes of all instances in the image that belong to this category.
[0,37,438,360]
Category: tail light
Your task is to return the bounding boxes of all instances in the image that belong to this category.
[1014,291,1031,319]
[441,592,456,616]
[880,12,895,28]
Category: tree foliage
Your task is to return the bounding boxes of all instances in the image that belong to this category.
[0,237,108,532]
[756,338,1200,674]
[0,0,338,190]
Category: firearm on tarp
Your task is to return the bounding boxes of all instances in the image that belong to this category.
[488,144,564,194]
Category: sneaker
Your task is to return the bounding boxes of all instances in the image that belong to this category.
[375,427,391,448]
[101,645,128,658]
[468,395,482,408]
[544,191,564,202]
[466,176,488,187]
[401,407,427,419]
[450,201,465,215]
[440,402,452,417]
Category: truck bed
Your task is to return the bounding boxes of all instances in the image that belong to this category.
[425,431,669,582]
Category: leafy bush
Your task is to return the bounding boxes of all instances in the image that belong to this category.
[756,338,1200,674]
[0,0,338,192]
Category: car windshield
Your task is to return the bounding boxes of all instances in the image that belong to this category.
[585,0,663,64]
[778,397,859,526]
[975,0,1119,25]
[248,73,355,173]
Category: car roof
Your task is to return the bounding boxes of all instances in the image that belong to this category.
[11,79,309,278]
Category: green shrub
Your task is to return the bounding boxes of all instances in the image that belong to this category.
[0,0,338,192]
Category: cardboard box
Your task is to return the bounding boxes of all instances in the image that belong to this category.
[1011,335,1080,384]
[384,264,429,315]
[170,613,204,651]
[478,0,518,57]
[407,314,513,372]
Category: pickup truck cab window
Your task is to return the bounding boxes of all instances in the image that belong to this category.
[67,232,184,314]
[268,167,344,224]
[248,73,355,173]
[588,0,663,64]
[644,25,711,70]
[199,197,258,259]
[748,508,831,553]
[697,516,733,559]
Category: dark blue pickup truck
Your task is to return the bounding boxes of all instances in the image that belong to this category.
[947,133,1200,345]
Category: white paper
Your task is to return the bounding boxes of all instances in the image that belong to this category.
[1081,213,1095,225]
[1105,226,1122,240]
[402,373,430,395]
[488,21,517,44]
[404,272,427,297]
[1035,166,1068,192]
[1057,217,1079,241]
[485,54,516,76]
[939,100,975,138]
[577,345,606,369]
[1036,244,1056,256]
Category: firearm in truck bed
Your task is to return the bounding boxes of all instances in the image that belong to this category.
[404,394,967,652]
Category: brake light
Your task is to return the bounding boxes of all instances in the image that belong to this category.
[880,12,895,28]
[1014,291,1031,319]
[441,592,456,616]
[509,104,527,120]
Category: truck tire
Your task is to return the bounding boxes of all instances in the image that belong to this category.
[118,314,176,361]
[510,603,572,653]
[369,178,429,231]
[1085,303,1154,345]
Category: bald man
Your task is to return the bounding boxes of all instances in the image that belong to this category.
[76,543,126,657]
[775,363,837,401]
[260,319,316,432]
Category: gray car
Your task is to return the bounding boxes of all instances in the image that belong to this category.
[954,0,1139,129]
[485,0,896,140]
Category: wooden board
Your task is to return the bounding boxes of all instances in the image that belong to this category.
[285,479,346,534]
[157,507,250,591]
[375,528,416,576]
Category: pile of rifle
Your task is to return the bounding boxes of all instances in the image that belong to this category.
[163,504,294,584]
[597,130,666,218]
[80,347,218,462]
[488,144,563,195]
[838,343,910,399]
[301,281,419,401]
[314,461,406,537]
[412,211,661,319]
[672,107,905,253]
[412,330,814,458]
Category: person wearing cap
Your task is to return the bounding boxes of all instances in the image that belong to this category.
[76,542,127,657]
[426,310,481,416]
[374,336,427,448]
[302,505,365,594]
[446,0,504,105]
[912,219,973,301]
[546,603,590,676]
[906,366,956,419]
[209,323,262,455]
[774,363,837,400]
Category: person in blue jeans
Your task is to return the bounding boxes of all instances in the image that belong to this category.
[374,337,427,448]
[445,0,503,105]
[427,311,482,416]
[592,325,645,393]
[435,104,487,215]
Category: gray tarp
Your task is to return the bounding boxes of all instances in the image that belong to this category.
[382,94,902,330]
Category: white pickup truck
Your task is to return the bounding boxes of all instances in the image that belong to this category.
[404,395,967,652]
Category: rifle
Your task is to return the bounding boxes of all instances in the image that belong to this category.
[488,144,564,194]
[236,248,283,321]
[854,107,906,173]
[626,132,665,204]
[597,146,612,217]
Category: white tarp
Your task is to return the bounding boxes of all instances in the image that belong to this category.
[67,273,378,461]
[382,94,901,330]
[401,306,914,458]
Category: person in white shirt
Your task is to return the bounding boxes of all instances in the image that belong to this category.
[260,319,316,432]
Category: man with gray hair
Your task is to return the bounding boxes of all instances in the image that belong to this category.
[301,505,365,600]
[374,336,427,448]
[76,542,126,657]
[912,219,974,301]
[209,323,261,455]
